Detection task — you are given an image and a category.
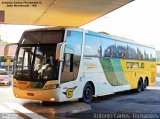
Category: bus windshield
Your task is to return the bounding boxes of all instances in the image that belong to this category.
[14,44,59,81]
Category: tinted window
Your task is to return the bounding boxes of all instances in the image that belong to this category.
[61,31,83,83]
[84,34,101,57]
[65,31,83,55]
[61,54,74,83]
[150,48,156,61]
[101,38,116,58]
[21,30,64,44]
[128,44,137,59]
[116,41,127,58]
[144,47,156,61]
[137,46,144,60]
[144,47,150,60]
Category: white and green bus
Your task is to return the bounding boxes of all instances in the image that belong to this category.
[5,27,156,103]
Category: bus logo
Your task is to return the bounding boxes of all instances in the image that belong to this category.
[126,62,144,69]
[63,86,77,98]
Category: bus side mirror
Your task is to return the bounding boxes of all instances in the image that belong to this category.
[4,43,17,59]
[56,42,66,61]
[4,45,9,59]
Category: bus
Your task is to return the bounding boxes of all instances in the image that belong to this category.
[4,27,156,103]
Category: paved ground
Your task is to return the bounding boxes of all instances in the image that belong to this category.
[1,79,160,119]
[0,86,90,119]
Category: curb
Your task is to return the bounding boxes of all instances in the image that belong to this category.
[55,102,91,116]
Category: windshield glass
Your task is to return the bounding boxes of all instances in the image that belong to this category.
[14,44,59,81]
[20,30,64,44]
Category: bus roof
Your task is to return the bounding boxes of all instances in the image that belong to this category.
[23,27,155,49]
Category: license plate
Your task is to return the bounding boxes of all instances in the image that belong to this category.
[27,93,34,96]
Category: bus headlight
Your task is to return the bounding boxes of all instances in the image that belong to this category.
[50,98,55,101]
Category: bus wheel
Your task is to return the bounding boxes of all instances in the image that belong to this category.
[81,83,93,104]
[137,79,143,92]
[142,79,148,91]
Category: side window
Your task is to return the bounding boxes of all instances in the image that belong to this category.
[128,44,137,59]
[145,47,155,61]
[64,31,82,55]
[62,54,73,72]
[144,47,150,60]
[101,38,116,58]
[84,34,101,57]
[61,31,82,83]
[137,46,144,60]
[116,41,127,59]
[151,49,156,61]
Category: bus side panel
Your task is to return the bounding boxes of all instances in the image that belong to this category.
[81,57,109,96]
[120,60,156,89]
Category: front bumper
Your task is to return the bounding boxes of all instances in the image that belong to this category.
[13,87,60,102]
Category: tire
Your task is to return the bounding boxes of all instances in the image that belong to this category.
[142,79,148,91]
[81,83,93,104]
[137,79,143,93]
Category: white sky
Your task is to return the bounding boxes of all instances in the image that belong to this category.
[0,25,44,42]
[1,0,160,50]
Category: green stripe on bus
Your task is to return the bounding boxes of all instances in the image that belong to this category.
[99,58,128,86]
[111,59,128,85]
